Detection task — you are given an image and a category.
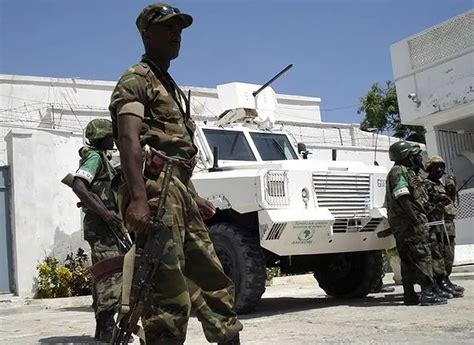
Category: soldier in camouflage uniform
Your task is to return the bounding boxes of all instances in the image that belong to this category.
[109,3,242,344]
[72,118,122,342]
[424,155,464,297]
[385,141,446,306]
[409,145,453,300]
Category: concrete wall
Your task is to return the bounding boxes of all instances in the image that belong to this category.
[390,10,474,126]
[6,128,87,296]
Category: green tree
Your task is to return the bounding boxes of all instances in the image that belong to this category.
[358,81,425,143]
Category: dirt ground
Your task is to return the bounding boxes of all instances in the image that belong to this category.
[0,272,473,344]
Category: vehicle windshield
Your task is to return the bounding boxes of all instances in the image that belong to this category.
[203,128,256,161]
[250,132,298,161]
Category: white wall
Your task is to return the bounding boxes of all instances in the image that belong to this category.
[390,10,474,127]
[6,128,86,296]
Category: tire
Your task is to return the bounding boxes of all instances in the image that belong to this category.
[313,250,383,298]
[208,222,266,314]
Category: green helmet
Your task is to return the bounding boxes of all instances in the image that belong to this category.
[84,118,113,141]
[388,141,412,162]
[426,155,445,171]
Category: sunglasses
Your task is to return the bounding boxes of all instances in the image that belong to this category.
[147,6,181,28]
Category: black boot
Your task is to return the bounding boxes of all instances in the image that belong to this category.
[218,333,240,345]
[446,277,465,293]
[419,285,447,306]
[96,310,116,343]
[438,277,464,298]
[403,283,419,306]
[432,282,453,299]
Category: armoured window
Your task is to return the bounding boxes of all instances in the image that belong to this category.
[250,132,298,161]
[203,128,256,161]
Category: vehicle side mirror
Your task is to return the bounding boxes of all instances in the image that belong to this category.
[297,142,311,160]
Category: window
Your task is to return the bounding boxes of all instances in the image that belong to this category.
[203,128,256,161]
[250,132,298,161]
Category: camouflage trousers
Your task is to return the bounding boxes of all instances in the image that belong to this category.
[444,220,456,276]
[389,215,433,286]
[120,172,242,344]
[83,212,122,316]
[428,218,456,278]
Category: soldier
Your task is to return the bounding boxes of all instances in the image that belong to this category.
[385,141,446,306]
[424,155,464,296]
[409,145,452,300]
[71,118,122,342]
[109,3,242,345]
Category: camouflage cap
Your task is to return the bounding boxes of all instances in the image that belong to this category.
[85,118,113,141]
[136,3,193,34]
[426,155,445,170]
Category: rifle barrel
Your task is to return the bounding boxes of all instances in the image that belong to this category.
[252,64,293,97]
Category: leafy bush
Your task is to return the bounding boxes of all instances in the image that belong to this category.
[35,248,92,298]
[266,267,281,281]
[64,248,92,296]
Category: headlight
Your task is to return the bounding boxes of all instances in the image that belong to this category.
[264,170,290,206]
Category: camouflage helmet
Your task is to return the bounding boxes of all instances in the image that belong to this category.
[426,155,446,171]
[388,141,412,162]
[84,118,113,141]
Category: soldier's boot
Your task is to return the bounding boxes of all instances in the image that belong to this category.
[402,283,419,305]
[446,277,465,293]
[218,333,240,345]
[432,282,453,299]
[96,310,116,342]
[438,277,464,298]
[419,285,447,306]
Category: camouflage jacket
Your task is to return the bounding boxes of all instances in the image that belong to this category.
[109,55,197,161]
[424,178,456,220]
[75,147,117,211]
[385,164,428,219]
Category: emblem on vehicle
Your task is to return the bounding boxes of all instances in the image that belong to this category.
[298,228,314,241]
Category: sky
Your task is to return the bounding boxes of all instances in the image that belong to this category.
[0,0,471,124]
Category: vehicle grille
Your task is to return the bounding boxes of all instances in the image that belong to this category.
[312,173,371,218]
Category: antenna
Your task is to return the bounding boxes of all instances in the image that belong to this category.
[366,128,379,166]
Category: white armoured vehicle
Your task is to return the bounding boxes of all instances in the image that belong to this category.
[191,108,395,314]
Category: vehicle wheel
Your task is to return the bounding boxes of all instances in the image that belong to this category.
[313,250,383,298]
[208,222,266,314]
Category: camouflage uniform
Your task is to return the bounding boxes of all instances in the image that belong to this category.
[424,160,457,276]
[385,164,433,286]
[110,58,242,344]
[75,146,122,317]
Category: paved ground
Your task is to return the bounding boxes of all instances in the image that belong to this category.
[1,272,473,344]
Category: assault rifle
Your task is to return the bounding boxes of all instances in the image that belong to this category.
[61,173,132,255]
[111,150,176,344]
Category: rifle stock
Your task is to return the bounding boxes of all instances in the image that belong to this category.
[61,172,132,253]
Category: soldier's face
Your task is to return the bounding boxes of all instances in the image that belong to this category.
[411,153,424,171]
[144,18,183,61]
[102,135,115,150]
[431,164,445,180]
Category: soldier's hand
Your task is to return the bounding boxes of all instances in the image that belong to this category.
[101,210,122,227]
[125,199,150,234]
[194,195,216,220]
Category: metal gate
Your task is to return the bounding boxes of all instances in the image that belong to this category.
[0,166,13,293]
[437,130,474,173]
